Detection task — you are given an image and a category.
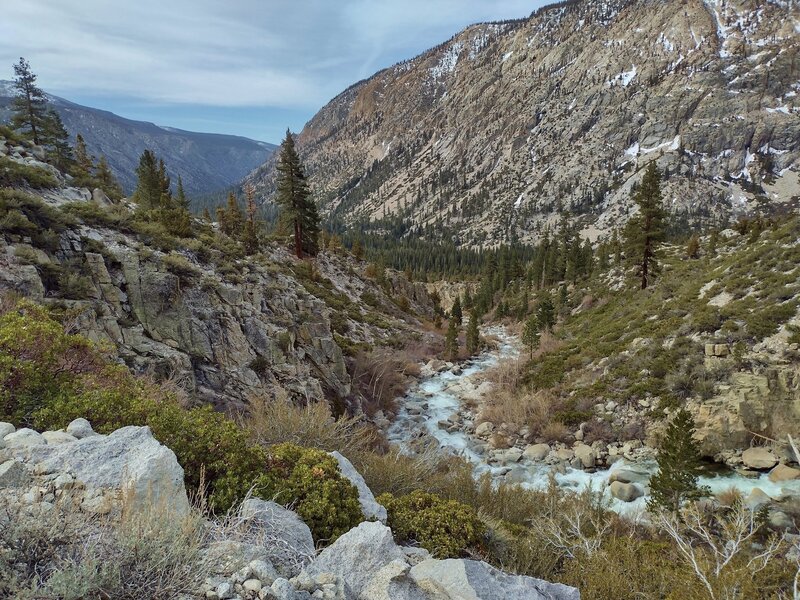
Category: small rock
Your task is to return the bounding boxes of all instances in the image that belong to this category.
[249,560,279,586]
[742,448,778,470]
[243,579,263,592]
[768,510,794,530]
[768,464,800,483]
[0,422,15,439]
[42,431,78,445]
[744,488,772,510]
[216,581,235,600]
[523,443,550,461]
[4,428,46,448]
[475,422,494,436]
[573,444,595,469]
[66,418,97,439]
[555,448,574,462]
[609,481,644,502]
[0,460,31,488]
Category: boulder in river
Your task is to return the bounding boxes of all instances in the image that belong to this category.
[742,448,778,470]
[609,481,644,502]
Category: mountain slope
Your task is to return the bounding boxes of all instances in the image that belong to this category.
[251,0,800,247]
[0,81,275,197]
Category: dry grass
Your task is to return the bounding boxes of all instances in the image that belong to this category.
[0,492,211,600]
[485,356,528,392]
[351,348,419,415]
[246,398,379,455]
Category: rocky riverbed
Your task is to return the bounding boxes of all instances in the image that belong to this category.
[387,327,800,523]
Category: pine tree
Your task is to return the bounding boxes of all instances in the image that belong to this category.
[42,109,73,172]
[132,149,161,210]
[94,156,123,200]
[522,314,540,360]
[352,238,364,261]
[466,309,480,354]
[648,409,710,514]
[274,129,320,258]
[445,318,459,361]
[10,58,48,144]
[242,183,260,255]
[536,295,555,331]
[202,208,212,222]
[686,234,700,259]
[625,162,666,289]
[707,230,718,257]
[451,296,463,326]
[72,134,95,187]
[218,192,244,237]
[175,175,189,210]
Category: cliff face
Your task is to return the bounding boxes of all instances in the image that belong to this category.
[251,0,800,247]
[0,139,435,411]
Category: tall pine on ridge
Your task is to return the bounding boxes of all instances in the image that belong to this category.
[275,129,320,258]
[10,57,48,145]
[625,162,666,290]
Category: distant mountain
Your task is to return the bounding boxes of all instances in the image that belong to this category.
[0,81,276,197]
[250,0,800,247]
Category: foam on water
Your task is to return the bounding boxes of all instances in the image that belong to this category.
[388,326,795,512]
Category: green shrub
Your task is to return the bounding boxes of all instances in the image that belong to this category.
[0,156,58,188]
[378,490,486,558]
[35,381,266,513]
[254,443,362,543]
[162,252,200,282]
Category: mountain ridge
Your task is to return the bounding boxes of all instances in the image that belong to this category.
[0,81,276,197]
[249,0,800,247]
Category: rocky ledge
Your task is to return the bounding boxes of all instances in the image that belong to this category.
[0,419,579,600]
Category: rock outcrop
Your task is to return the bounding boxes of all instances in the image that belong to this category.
[0,420,578,600]
[0,420,188,516]
[251,0,800,248]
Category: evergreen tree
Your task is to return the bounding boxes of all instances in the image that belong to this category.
[466,309,480,354]
[625,162,666,289]
[218,192,244,237]
[94,156,123,200]
[274,129,320,258]
[132,149,162,210]
[10,58,48,144]
[686,234,700,259]
[352,238,364,261]
[202,208,212,222]
[42,109,72,172]
[536,295,555,331]
[242,183,260,255]
[707,230,718,257]
[72,134,95,187]
[445,318,460,361]
[175,175,189,210]
[522,314,540,360]
[648,409,710,514]
[451,296,463,326]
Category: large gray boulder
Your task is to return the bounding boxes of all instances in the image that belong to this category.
[303,521,406,599]
[4,428,46,448]
[409,559,581,600]
[239,498,315,577]
[330,451,387,523]
[609,481,644,502]
[742,448,778,470]
[10,425,188,515]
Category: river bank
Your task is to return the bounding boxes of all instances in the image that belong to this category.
[385,326,800,523]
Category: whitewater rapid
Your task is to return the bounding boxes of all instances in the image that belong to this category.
[387,327,800,514]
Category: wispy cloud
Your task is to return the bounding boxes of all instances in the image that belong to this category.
[0,0,545,138]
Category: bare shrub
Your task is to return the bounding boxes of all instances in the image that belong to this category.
[656,502,783,600]
[485,356,528,392]
[247,398,379,456]
[541,421,572,443]
[0,493,211,600]
[350,349,416,415]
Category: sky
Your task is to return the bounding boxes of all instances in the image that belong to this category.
[0,0,547,144]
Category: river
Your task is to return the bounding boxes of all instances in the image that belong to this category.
[388,327,800,514]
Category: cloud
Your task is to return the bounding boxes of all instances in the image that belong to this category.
[0,0,544,111]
